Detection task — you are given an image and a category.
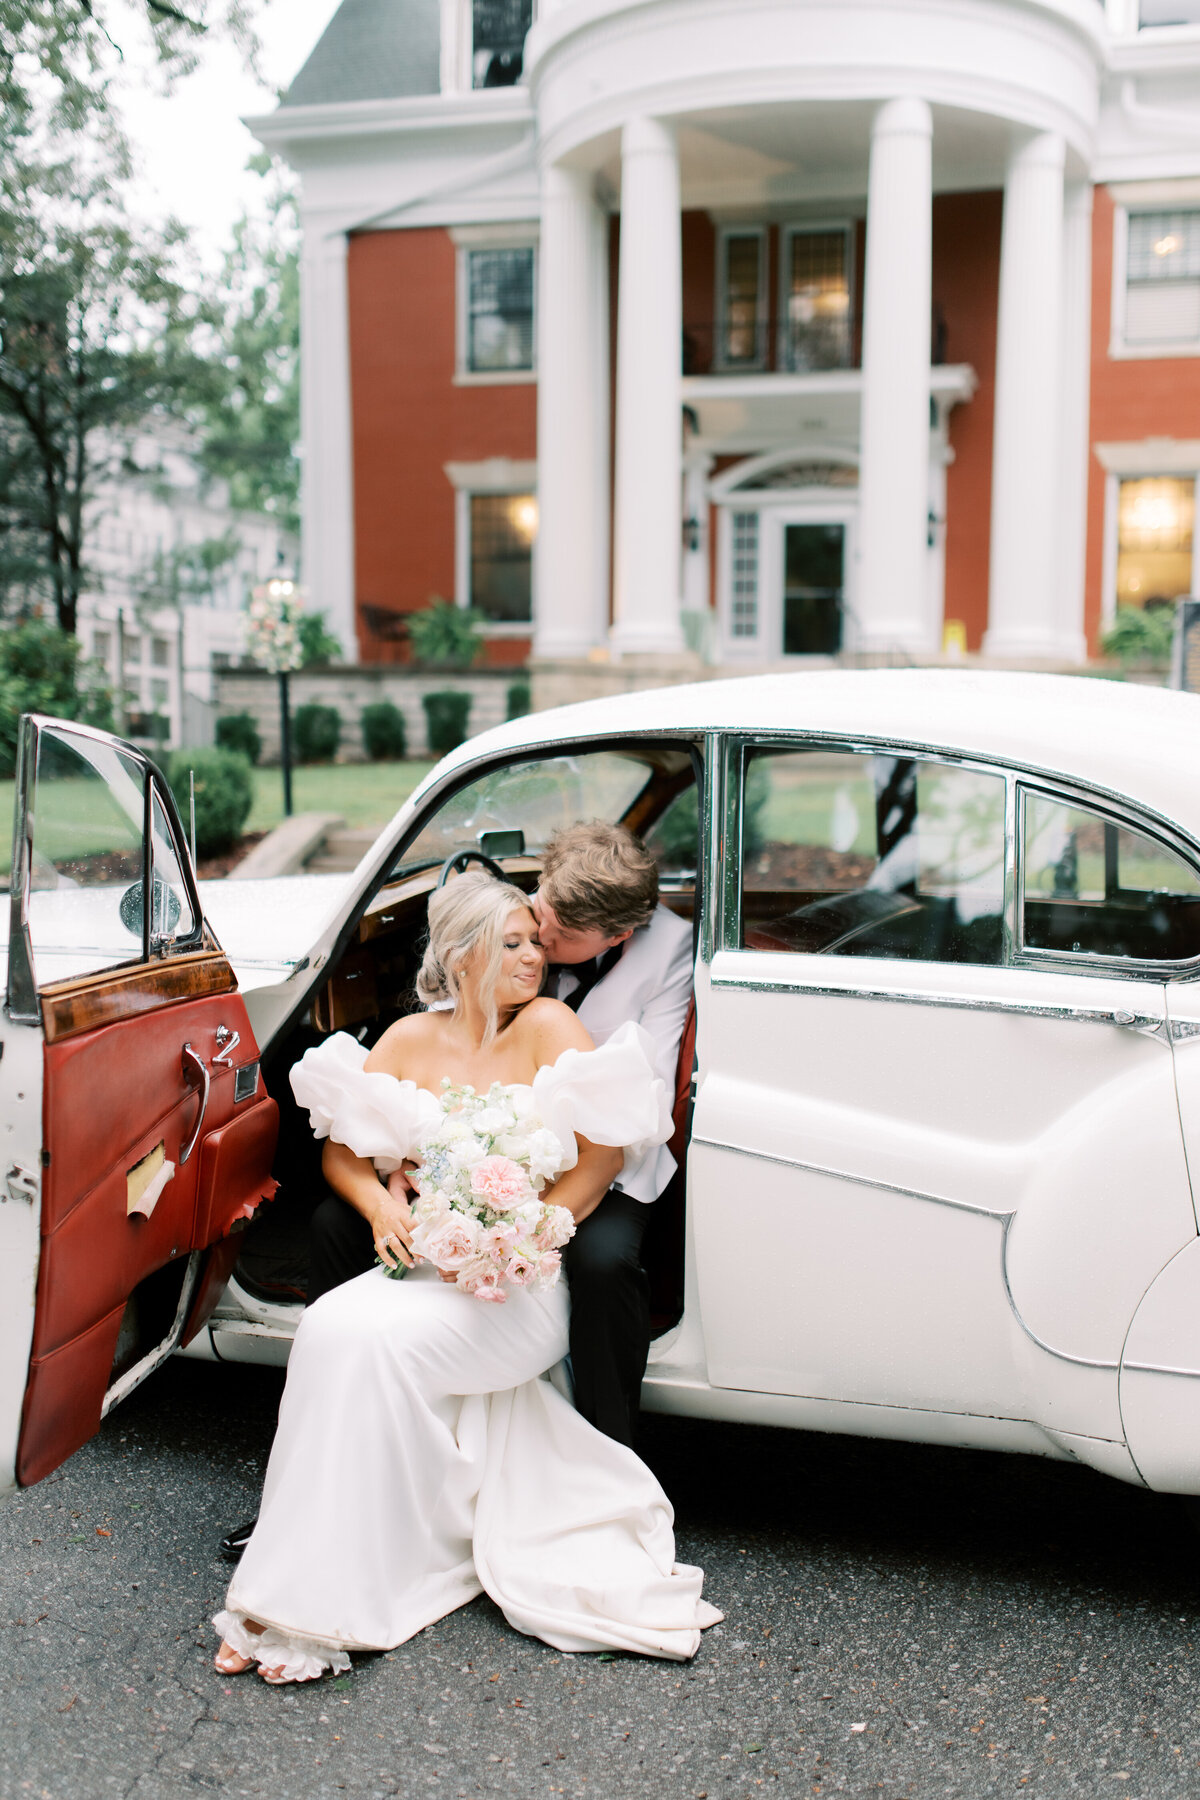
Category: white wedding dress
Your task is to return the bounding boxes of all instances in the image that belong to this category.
[214,1023,721,1678]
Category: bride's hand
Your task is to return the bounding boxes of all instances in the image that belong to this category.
[370,1190,416,1270]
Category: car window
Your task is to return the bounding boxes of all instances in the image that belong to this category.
[395,752,654,875]
[1022,791,1200,963]
[740,748,1006,965]
[23,725,147,984]
[644,785,700,877]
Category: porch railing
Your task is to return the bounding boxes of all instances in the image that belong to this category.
[681,307,948,378]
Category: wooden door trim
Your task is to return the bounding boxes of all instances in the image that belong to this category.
[40,953,238,1044]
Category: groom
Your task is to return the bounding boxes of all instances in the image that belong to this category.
[219,820,692,1558]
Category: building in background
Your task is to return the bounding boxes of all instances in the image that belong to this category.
[250,0,1200,697]
[78,428,296,748]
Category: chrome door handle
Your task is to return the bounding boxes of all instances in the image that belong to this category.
[180,1042,210,1165]
[213,1025,241,1067]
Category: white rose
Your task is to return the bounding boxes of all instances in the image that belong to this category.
[474,1107,512,1138]
[526,1129,565,1183]
[452,1135,489,1168]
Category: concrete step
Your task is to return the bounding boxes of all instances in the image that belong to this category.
[305,826,381,873]
[229,812,345,880]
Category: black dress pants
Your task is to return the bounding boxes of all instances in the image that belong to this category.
[307,1188,651,1449]
[561,1191,650,1450]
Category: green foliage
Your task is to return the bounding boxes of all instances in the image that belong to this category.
[293,702,341,765]
[167,746,253,857]
[423,690,472,756]
[506,680,531,721]
[645,785,699,871]
[407,598,484,670]
[198,164,300,535]
[1101,604,1175,667]
[360,701,407,762]
[298,609,342,668]
[0,3,264,627]
[0,617,111,777]
[215,710,262,765]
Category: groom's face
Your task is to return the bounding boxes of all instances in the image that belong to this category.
[532,890,633,965]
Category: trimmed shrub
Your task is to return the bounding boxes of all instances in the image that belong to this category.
[0,619,112,778]
[360,700,407,761]
[293,702,341,764]
[506,680,531,722]
[215,711,263,765]
[167,747,254,858]
[422,689,472,756]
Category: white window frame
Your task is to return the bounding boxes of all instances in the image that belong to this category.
[446,458,538,636]
[1109,181,1200,360]
[714,225,768,373]
[452,223,538,386]
[1095,440,1200,624]
[777,220,856,373]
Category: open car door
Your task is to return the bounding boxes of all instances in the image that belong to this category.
[0,716,278,1492]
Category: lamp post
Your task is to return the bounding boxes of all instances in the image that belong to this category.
[245,575,304,819]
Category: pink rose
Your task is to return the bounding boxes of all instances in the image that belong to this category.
[470,1156,532,1210]
[417,1213,480,1271]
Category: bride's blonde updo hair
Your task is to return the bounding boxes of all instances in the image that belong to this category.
[416,869,540,1045]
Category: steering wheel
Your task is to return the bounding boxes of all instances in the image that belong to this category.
[436,848,508,888]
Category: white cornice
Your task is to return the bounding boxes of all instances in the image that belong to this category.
[245,86,532,149]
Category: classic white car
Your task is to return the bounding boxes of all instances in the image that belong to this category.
[6,669,1200,1502]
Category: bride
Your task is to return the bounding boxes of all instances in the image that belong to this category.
[214,871,720,1681]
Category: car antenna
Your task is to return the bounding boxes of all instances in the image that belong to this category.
[189,770,198,872]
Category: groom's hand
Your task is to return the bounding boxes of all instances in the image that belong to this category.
[370,1190,416,1270]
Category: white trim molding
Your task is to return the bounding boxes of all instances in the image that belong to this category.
[445,458,538,491]
[455,236,538,381]
[1094,439,1200,475]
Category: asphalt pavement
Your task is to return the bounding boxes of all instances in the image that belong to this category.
[3,1356,1200,1799]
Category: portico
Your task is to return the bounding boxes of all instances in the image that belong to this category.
[527,0,1104,675]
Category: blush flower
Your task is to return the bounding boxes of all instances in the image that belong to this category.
[414,1212,481,1270]
[470,1156,532,1209]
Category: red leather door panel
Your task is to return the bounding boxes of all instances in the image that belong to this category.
[17,966,278,1486]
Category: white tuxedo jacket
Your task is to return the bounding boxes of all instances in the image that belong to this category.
[558,904,694,1203]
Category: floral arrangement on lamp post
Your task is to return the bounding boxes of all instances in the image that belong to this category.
[245,576,305,816]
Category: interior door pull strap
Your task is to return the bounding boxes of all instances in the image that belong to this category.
[180,1042,210,1165]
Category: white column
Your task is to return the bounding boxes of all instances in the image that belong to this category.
[299,220,356,659]
[1055,180,1093,664]
[533,165,610,659]
[983,132,1066,660]
[611,117,685,656]
[857,96,934,654]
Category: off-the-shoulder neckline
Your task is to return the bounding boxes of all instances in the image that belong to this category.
[353,1024,634,1104]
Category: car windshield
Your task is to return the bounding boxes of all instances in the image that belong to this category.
[393,751,656,875]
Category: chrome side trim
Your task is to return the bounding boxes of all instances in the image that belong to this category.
[691,1132,1010,1218]
[998,1214,1120,1372]
[1121,1360,1200,1379]
[709,972,1166,1034]
[694,1133,1122,1373]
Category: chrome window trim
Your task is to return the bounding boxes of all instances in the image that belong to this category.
[704,970,1166,1036]
[1014,775,1200,980]
[719,732,1200,983]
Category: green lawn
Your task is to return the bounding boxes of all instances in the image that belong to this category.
[245,760,435,834]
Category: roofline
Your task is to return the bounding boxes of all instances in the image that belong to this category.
[245,87,531,147]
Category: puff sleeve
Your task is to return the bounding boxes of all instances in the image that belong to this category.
[289,1032,441,1174]
[531,1021,673,1182]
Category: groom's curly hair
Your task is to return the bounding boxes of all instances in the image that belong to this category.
[540,821,658,937]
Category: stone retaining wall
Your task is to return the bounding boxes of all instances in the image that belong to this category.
[214,665,528,762]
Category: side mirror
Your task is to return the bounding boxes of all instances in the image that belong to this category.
[119,878,182,942]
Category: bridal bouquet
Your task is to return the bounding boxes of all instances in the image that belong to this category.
[379,1079,576,1302]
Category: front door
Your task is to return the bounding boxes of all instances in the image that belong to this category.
[0,716,279,1491]
[782,522,844,655]
[688,740,1198,1443]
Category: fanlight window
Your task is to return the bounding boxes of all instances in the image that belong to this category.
[733,461,859,493]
